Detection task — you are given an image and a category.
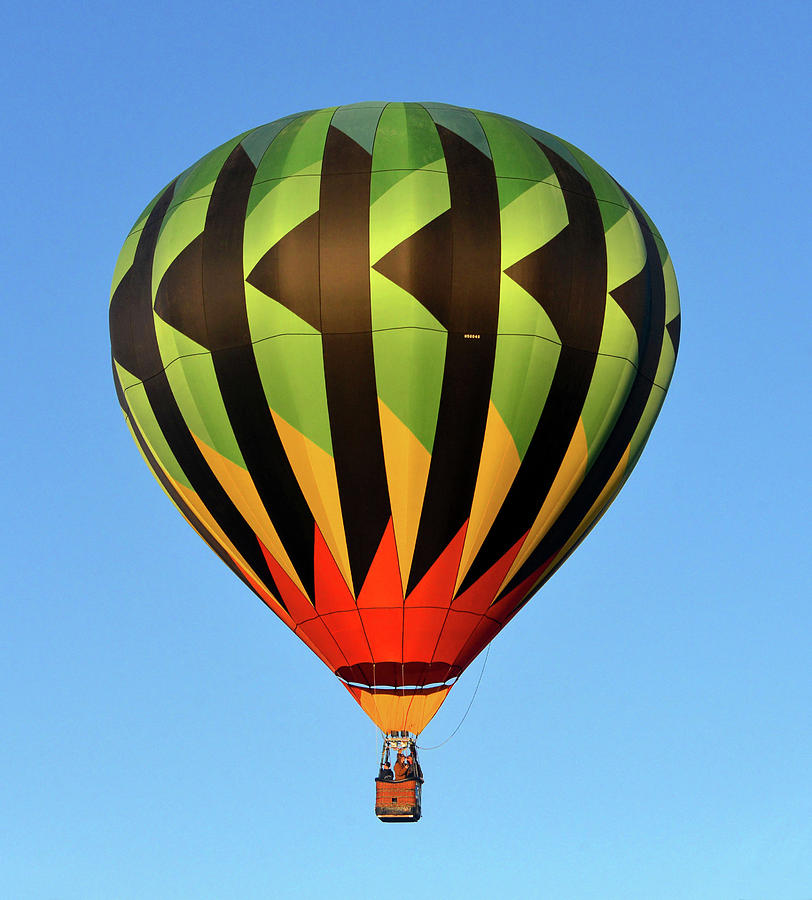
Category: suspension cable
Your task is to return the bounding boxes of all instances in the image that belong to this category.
[417,644,490,751]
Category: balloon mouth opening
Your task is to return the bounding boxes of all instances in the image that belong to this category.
[339,679,457,695]
[335,662,461,693]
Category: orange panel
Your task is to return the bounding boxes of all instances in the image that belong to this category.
[320,610,373,663]
[356,518,404,608]
[452,615,502,673]
[452,531,527,614]
[403,607,448,662]
[258,539,316,626]
[431,609,482,664]
[296,617,349,672]
[359,607,404,662]
[314,524,356,613]
[405,521,467,608]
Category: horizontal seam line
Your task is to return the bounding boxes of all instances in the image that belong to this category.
[119,331,671,397]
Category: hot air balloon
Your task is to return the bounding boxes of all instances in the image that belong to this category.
[110,102,680,823]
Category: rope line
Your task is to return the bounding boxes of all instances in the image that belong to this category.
[417,644,491,751]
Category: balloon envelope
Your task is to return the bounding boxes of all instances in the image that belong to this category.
[110,102,679,733]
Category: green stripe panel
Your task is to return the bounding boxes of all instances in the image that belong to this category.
[240,115,302,167]
[110,232,139,296]
[170,134,248,212]
[653,332,675,392]
[559,140,631,222]
[242,118,334,454]
[490,333,560,459]
[651,233,670,268]
[422,104,492,158]
[369,126,451,453]
[371,326,447,452]
[149,135,248,300]
[475,111,555,184]
[117,363,190,487]
[125,183,172,239]
[153,306,205,379]
[369,167,450,269]
[656,253,680,389]
[253,332,334,455]
[244,176,321,320]
[155,322,246,467]
[663,253,680,324]
[497,181,568,297]
[604,207,647,294]
[510,120,588,178]
[629,193,665,244]
[599,294,640,366]
[330,102,387,153]
[626,383,668,472]
[114,359,142,394]
[580,354,637,465]
[488,136,566,458]
[372,102,447,170]
[369,102,446,205]
[247,108,335,216]
[599,209,648,368]
[151,196,209,303]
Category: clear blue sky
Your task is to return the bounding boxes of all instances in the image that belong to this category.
[2,1,810,898]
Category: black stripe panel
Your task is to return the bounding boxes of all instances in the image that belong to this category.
[372,210,453,327]
[246,212,322,331]
[110,184,177,382]
[505,230,573,340]
[458,143,607,595]
[202,144,318,600]
[203,146,262,351]
[319,125,391,594]
[611,267,651,359]
[154,235,207,346]
[406,124,502,595]
[496,190,667,599]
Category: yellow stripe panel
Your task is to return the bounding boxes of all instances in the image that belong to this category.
[270,408,354,594]
[455,402,521,592]
[497,418,589,594]
[357,687,450,734]
[191,432,310,599]
[378,398,432,594]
